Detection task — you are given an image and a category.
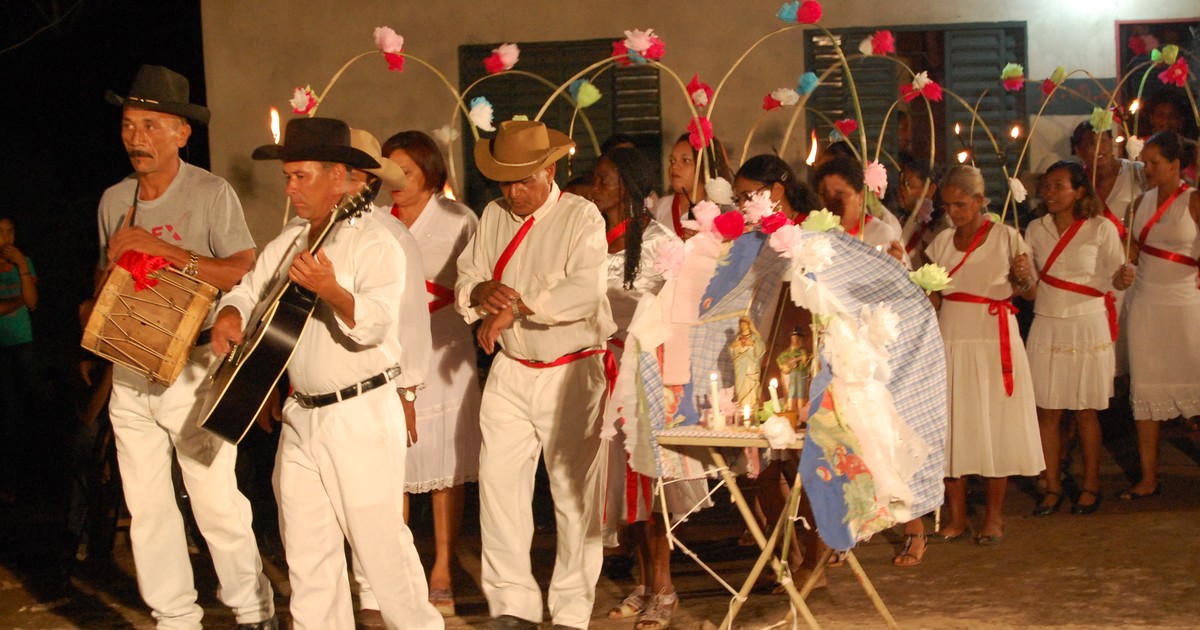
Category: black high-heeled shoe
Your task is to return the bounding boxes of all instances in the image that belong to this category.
[1071,489,1102,515]
[1033,491,1063,516]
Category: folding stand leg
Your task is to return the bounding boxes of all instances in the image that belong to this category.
[843,550,900,629]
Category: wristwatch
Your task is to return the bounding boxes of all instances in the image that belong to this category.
[400,387,417,403]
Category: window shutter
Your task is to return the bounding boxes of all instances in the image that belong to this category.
[805,31,900,167]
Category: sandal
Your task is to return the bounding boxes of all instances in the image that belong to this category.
[635,590,678,630]
[428,588,455,617]
[1071,489,1102,515]
[1033,490,1063,517]
[608,585,646,619]
[1118,485,1160,501]
[892,533,927,567]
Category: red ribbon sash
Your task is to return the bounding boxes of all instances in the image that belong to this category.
[845,213,873,237]
[905,223,926,254]
[511,347,619,395]
[670,194,687,238]
[625,463,655,524]
[607,219,629,245]
[425,280,454,314]
[493,216,535,281]
[942,292,1019,396]
[947,220,994,278]
[1102,205,1128,240]
[1137,183,1198,274]
[1039,219,1118,341]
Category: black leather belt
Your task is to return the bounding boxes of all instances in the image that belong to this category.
[292,366,402,409]
[195,328,212,347]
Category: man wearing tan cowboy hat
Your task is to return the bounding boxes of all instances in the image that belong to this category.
[455,119,616,630]
[93,64,276,630]
[211,117,443,630]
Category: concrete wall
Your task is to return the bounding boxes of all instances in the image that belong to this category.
[201,0,1198,244]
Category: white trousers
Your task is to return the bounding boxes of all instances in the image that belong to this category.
[109,348,273,629]
[276,385,443,630]
[479,353,607,628]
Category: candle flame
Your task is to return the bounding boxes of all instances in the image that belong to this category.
[569,146,576,156]
[270,108,281,144]
[805,129,819,166]
[770,377,778,388]
[1129,99,1141,114]
[710,373,718,381]
[743,404,751,419]
[954,122,961,135]
[1010,125,1020,140]
[1115,135,1125,144]
[956,150,970,164]
[442,182,457,200]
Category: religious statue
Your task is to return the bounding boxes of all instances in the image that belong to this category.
[729,316,766,409]
[776,329,810,411]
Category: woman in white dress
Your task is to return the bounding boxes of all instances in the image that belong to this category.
[1026,161,1131,516]
[1121,131,1200,500]
[381,131,482,615]
[814,158,907,263]
[595,147,688,630]
[926,165,1043,545]
[652,134,733,240]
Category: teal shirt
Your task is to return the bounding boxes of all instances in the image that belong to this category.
[0,257,34,346]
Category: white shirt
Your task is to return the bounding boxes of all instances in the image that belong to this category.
[406,195,479,346]
[455,184,616,362]
[1027,215,1123,318]
[220,213,406,394]
[369,206,431,388]
[606,219,679,333]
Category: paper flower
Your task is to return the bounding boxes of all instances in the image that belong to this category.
[909,263,951,294]
[1042,66,1066,96]
[623,29,665,61]
[864,161,888,197]
[384,52,405,72]
[796,0,822,23]
[1161,44,1180,65]
[705,177,735,205]
[612,40,637,66]
[432,124,459,146]
[833,118,858,139]
[511,114,529,121]
[484,43,520,74]
[915,198,934,224]
[679,200,720,232]
[713,211,746,240]
[1008,177,1027,204]
[801,208,842,232]
[769,223,803,255]
[1159,58,1188,87]
[1126,136,1145,161]
[798,72,819,95]
[763,93,782,111]
[862,304,899,348]
[1090,107,1113,133]
[762,415,797,449]
[859,30,895,56]
[374,26,404,53]
[568,79,601,108]
[468,96,495,132]
[1128,34,1149,56]
[653,238,685,279]
[772,87,800,107]
[900,71,942,102]
[1000,63,1025,91]
[796,235,836,273]
[760,212,789,234]
[742,190,775,223]
[687,116,713,151]
[688,74,713,108]
[290,85,318,115]
[985,211,1002,224]
[777,1,799,23]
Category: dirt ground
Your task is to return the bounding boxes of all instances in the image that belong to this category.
[2,419,1198,630]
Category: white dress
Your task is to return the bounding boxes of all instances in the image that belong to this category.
[402,196,484,492]
[927,223,1044,477]
[1104,159,1143,375]
[1026,215,1123,410]
[1127,186,1200,421]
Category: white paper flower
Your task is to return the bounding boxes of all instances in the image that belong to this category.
[742,190,775,223]
[468,97,495,132]
[909,263,951,294]
[432,124,459,146]
[1008,177,1027,204]
[858,35,874,56]
[801,208,842,232]
[796,234,835,274]
[911,71,932,91]
[861,304,899,348]
[762,415,797,449]
[704,176,735,206]
[623,28,657,54]
[1126,136,1145,160]
[771,87,800,107]
[679,199,720,233]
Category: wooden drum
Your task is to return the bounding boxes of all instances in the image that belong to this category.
[82,265,218,386]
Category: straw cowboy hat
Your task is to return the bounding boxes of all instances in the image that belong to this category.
[252,118,379,170]
[474,120,575,182]
[106,64,212,125]
[349,128,408,190]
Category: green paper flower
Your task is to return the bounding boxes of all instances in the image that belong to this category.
[569,79,601,109]
[985,211,1002,224]
[801,208,843,232]
[511,114,529,121]
[909,263,951,295]
[1090,107,1113,133]
[1151,48,1163,64]
[1000,63,1024,80]
[1162,44,1179,65]
[1049,66,1067,86]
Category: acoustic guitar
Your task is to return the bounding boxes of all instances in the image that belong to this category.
[199,187,375,443]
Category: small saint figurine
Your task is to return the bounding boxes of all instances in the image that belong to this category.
[729,316,766,410]
[776,329,810,411]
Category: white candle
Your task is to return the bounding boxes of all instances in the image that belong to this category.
[769,378,781,414]
[710,373,725,429]
[743,404,753,428]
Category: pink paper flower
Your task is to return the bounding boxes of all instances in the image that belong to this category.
[679,200,720,233]
[763,93,782,111]
[864,160,888,197]
[796,0,822,23]
[384,52,405,72]
[653,238,685,279]
[834,118,858,138]
[687,116,713,151]
[1159,58,1189,87]
[483,44,519,74]
[760,212,789,234]
[713,211,746,240]
[688,74,713,108]
[623,29,665,61]
[769,223,803,256]
[373,26,404,53]
[290,85,318,115]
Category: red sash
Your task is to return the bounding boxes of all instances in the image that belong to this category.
[1137,183,1197,271]
[942,292,1019,396]
[1038,219,1118,341]
[493,216,535,280]
[607,219,629,245]
[845,213,873,237]
[510,347,619,395]
[947,220,993,278]
[670,194,687,238]
[905,223,926,254]
[426,281,454,314]
[1102,205,1128,240]
[625,463,655,523]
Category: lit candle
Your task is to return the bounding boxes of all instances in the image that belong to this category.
[956,150,970,164]
[743,404,752,428]
[1009,125,1020,140]
[1129,98,1141,114]
[710,373,725,430]
[769,378,781,414]
[269,107,281,144]
[953,122,961,136]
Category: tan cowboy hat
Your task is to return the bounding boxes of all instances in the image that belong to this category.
[349,129,408,190]
[474,120,575,182]
[106,64,211,125]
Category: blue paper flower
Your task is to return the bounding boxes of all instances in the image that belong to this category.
[777,1,799,23]
[798,72,819,95]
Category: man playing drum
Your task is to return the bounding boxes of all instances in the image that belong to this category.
[92,65,276,630]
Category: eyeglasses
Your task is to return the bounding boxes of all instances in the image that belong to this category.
[733,184,771,206]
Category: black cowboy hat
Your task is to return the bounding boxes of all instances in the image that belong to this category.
[106,65,211,125]
[252,118,379,170]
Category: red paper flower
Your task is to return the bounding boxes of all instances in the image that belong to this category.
[900,72,943,103]
[484,53,505,74]
[384,52,405,72]
[688,74,713,108]
[760,212,789,234]
[687,116,713,151]
[833,118,858,138]
[644,37,666,61]
[1041,78,1055,96]
[762,93,782,111]
[1128,34,1148,56]
[871,30,895,56]
[612,40,632,67]
[796,0,822,24]
[713,211,746,240]
[1159,58,1189,87]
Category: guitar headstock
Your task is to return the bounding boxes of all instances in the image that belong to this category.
[332,178,382,224]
